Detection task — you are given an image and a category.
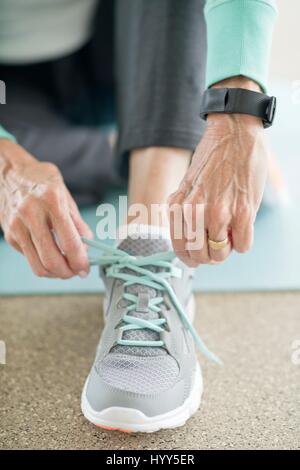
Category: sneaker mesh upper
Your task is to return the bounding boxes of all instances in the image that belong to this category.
[96,353,179,394]
[98,236,181,394]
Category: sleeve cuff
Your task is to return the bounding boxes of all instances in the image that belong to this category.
[204,0,278,92]
[0,125,17,142]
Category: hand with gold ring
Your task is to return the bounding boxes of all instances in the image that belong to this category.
[168,77,270,267]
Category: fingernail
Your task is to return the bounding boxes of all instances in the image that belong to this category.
[79,271,88,278]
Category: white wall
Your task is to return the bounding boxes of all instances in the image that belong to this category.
[270,0,300,80]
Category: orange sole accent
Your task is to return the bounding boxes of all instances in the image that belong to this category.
[96,424,131,433]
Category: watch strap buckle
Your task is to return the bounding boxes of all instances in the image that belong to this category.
[264,96,276,128]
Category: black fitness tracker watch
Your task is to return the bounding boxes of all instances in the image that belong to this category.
[200,88,276,128]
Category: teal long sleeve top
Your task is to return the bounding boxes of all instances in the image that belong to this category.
[204,0,277,90]
[0,0,278,142]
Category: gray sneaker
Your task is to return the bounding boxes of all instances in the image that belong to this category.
[81,235,220,432]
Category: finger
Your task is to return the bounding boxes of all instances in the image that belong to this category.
[207,207,232,262]
[32,229,76,279]
[50,212,90,275]
[17,196,76,278]
[4,218,33,256]
[70,210,93,252]
[182,187,210,266]
[66,192,94,240]
[28,218,76,279]
[188,228,210,265]
[71,211,93,240]
[208,229,232,262]
[10,221,54,277]
[5,235,23,255]
[168,190,193,265]
[16,227,56,278]
[231,207,254,253]
[183,204,209,266]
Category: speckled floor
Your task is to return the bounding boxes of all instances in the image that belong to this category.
[0,292,299,450]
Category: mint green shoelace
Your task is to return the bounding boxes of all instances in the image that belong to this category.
[83,237,222,365]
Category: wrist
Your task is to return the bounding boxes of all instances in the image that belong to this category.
[211,76,262,93]
[206,77,265,130]
[206,112,263,131]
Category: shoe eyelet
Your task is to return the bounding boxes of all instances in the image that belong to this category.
[117,298,127,309]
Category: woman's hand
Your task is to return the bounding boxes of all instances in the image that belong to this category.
[168,79,271,266]
[0,139,93,278]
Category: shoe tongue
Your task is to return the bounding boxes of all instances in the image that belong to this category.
[118,236,171,256]
[112,236,171,357]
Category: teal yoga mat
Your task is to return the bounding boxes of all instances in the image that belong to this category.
[0,81,299,295]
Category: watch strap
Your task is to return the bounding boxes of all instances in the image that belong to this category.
[200,88,276,128]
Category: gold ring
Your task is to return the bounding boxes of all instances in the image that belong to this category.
[208,236,229,250]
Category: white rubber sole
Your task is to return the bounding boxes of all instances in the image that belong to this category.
[81,361,202,433]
